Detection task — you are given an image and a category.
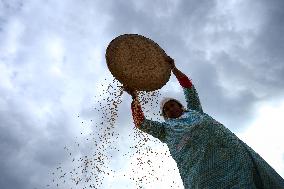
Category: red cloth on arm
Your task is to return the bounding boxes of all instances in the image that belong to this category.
[131,99,145,128]
[176,75,193,88]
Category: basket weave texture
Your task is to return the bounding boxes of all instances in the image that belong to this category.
[105,34,171,91]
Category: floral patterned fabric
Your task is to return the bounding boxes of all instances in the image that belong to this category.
[134,76,284,189]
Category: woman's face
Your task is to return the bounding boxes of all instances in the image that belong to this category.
[163,100,184,119]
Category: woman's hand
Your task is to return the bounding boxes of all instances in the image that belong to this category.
[165,56,187,78]
[123,85,144,128]
[123,85,138,99]
[165,55,176,70]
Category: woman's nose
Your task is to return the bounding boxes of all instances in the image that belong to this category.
[169,107,177,112]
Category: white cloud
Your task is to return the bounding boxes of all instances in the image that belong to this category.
[0,63,14,91]
[238,99,284,177]
[0,18,25,56]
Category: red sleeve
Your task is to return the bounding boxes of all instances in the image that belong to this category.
[131,99,145,128]
[176,75,193,88]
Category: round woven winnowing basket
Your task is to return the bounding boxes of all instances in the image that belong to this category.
[105,34,172,92]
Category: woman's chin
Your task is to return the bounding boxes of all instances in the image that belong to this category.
[170,113,181,119]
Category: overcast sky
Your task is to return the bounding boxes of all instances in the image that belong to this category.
[1,0,284,188]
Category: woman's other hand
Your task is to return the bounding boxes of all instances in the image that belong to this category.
[165,55,176,70]
[123,85,138,99]
[166,56,187,78]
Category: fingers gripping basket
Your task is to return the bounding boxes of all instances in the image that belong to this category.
[105,34,172,92]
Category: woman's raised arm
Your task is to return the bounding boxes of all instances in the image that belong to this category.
[167,56,203,113]
[124,86,167,142]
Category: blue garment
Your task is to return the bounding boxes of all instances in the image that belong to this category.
[139,85,284,189]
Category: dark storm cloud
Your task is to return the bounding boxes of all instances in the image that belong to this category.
[103,0,216,52]
[246,0,284,91]
[253,0,284,60]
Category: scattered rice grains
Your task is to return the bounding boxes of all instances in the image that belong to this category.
[47,78,180,189]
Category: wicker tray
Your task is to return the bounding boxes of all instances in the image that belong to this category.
[105,34,171,92]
